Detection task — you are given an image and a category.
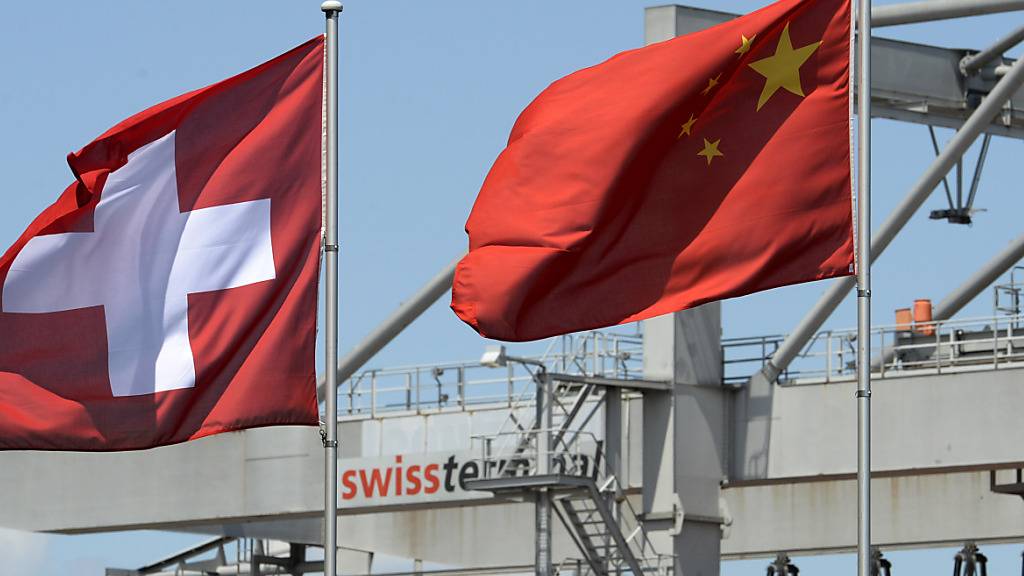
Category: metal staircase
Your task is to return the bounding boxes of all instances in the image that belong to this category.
[555,476,670,576]
[467,355,673,576]
[105,537,328,575]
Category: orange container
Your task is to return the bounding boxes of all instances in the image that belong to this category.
[913,299,934,336]
[895,308,912,332]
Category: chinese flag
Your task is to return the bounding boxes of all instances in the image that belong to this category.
[452,0,853,341]
[0,38,323,450]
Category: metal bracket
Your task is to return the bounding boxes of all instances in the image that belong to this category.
[324,243,339,252]
[927,126,992,225]
[989,468,1024,501]
[855,390,872,398]
[668,492,685,536]
[857,289,872,298]
[319,427,338,448]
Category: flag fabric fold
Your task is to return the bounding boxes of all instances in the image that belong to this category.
[0,37,325,450]
[452,0,853,342]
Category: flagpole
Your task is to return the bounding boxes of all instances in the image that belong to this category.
[322,1,342,575]
[855,1,872,576]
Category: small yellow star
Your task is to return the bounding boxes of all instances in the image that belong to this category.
[677,114,697,138]
[701,73,722,96]
[748,23,821,111]
[697,138,723,166]
[736,34,756,56]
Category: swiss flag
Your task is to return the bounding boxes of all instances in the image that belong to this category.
[0,37,325,450]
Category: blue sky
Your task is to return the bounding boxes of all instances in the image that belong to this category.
[0,0,1022,573]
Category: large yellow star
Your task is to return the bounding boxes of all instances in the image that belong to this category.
[677,114,697,138]
[697,138,723,166]
[735,34,756,56]
[748,23,821,111]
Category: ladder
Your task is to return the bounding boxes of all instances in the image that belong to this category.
[555,476,670,576]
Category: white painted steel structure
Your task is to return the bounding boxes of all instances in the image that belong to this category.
[3,3,1024,575]
[0,301,1015,574]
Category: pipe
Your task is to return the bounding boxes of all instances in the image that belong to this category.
[855,1,873,574]
[965,135,992,211]
[317,253,464,400]
[321,5,342,576]
[937,235,1024,319]
[961,25,1024,74]
[758,54,1024,383]
[872,0,1024,27]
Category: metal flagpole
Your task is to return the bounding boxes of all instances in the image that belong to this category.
[321,1,342,575]
[855,0,872,576]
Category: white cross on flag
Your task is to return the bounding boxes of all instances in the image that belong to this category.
[0,37,325,450]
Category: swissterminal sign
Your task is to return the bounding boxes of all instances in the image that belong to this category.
[338,448,601,508]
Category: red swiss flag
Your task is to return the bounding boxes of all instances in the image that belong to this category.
[0,37,325,450]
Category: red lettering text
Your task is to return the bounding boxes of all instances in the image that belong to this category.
[423,464,441,494]
[359,468,392,497]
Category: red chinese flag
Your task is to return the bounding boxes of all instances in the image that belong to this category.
[0,37,324,450]
[452,0,853,341]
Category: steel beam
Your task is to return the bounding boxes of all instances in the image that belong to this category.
[10,366,1024,559]
[759,54,1024,383]
[961,24,1024,74]
[133,536,233,574]
[317,254,463,401]
[722,468,1024,559]
[545,373,671,391]
[865,37,1024,139]
[535,373,554,576]
[936,234,1024,319]
[669,6,1024,139]
[872,0,1024,27]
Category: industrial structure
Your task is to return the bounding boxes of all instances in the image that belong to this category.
[3,2,1024,575]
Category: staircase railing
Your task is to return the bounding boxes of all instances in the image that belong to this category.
[472,426,674,576]
[595,473,673,575]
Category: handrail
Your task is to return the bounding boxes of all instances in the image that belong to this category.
[332,330,644,418]
[336,312,1024,409]
[472,426,674,572]
[724,312,1024,385]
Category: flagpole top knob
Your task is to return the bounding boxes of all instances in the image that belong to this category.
[321,1,343,13]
